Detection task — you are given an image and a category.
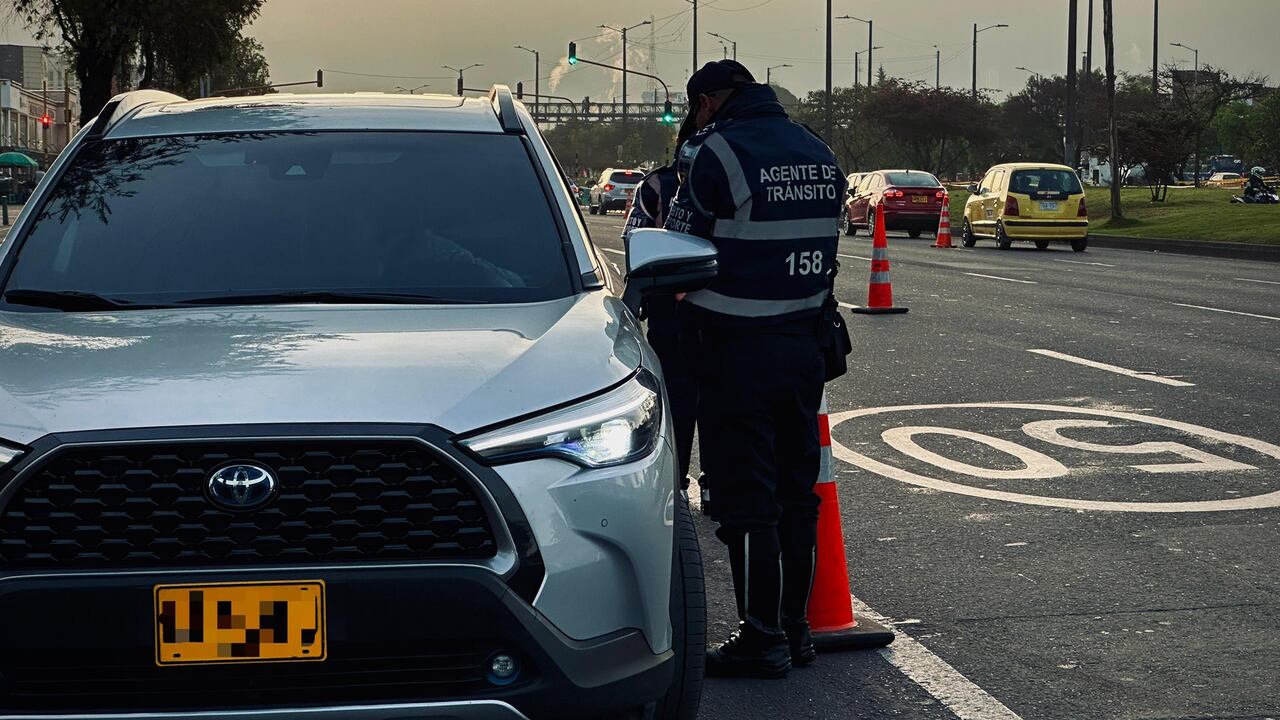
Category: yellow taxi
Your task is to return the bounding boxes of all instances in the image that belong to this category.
[961,163,1090,251]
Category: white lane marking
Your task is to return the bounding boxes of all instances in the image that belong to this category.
[1055,259,1116,267]
[1234,277,1280,286]
[828,402,1280,512]
[881,426,1070,480]
[838,302,862,310]
[600,248,625,256]
[963,272,1037,284]
[1021,419,1255,473]
[1027,349,1195,387]
[838,253,872,261]
[852,597,1025,720]
[1170,302,1280,321]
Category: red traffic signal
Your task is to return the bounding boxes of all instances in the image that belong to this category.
[39,113,52,128]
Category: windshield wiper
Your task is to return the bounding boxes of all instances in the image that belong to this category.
[2,289,156,311]
[176,290,465,306]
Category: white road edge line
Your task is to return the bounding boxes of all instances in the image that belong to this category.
[963,272,1037,285]
[1235,278,1280,286]
[1027,349,1194,387]
[1055,259,1116,268]
[852,597,1025,720]
[1170,302,1280,322]
[838,253,872,261]
[600,248,625,256]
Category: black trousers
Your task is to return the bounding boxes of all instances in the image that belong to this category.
[697,326,824,533]
[644,295,701,480]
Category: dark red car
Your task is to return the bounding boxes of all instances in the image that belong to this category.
[842,169,947,238]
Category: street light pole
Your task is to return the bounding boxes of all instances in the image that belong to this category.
[766,63,792,86]
[601,20,652,124]
[935,45,941,89]
[1066,0,1079,169]
[1152,0,1159,94]
[708,32,737,61]
[854,47,884,88]
[684,0,699,71]
[515,46,540,120]
[443,63,482,96]
[972,23,1009,98]
[836,16,873,87]
[825,0,832,140]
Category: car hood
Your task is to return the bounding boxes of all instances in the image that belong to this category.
[0,295,644,444]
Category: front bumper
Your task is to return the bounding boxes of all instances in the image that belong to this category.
[0,566,672,719]
[0,424,677,720]
[1003,219,1089,239]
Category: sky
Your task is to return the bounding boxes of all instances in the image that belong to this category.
[2,0,1278,101]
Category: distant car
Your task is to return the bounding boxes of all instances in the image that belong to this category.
[843,169,946,238]
[961,162,1089,252]
[589,168,644,215]
[1207,172,1243,187]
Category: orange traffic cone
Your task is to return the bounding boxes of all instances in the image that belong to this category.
[852,207,909,315]
[809,392,896,650]
[932,197,954,248]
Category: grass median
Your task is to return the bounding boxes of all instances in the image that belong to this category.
[946,187,1280,245]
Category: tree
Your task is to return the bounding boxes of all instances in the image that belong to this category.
[11,0,265,124]
[1213,93,1280,171]
[859,80,998,176]
[875,65,888,85]
[1103,0,1121,220]
[1117,101,1195,201]
[543,120,677,175]
[1167,63,1266,186]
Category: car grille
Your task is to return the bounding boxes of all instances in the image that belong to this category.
[0,439,498,570]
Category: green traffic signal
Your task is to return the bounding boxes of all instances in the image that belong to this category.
[568,42,577,65]
[661,100,675,124]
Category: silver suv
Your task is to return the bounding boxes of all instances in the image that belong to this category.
[588,168,645,215]
[0,87,714,720]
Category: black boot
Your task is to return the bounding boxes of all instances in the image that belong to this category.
[707,529,791,678]
[780,516,818,666]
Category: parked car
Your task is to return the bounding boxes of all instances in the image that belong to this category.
[589,168,644,215]
[961,162,1089,251]
[0,87,709,720]
[1207,172,1244,187]
[843,169,946,238]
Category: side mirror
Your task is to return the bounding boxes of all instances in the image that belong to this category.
[966,183,980,194]
[622,229,718,316]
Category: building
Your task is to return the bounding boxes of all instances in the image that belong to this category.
[0,45,80,167]
[0,44,73,93]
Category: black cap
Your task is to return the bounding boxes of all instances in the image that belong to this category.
[686,60,756,98]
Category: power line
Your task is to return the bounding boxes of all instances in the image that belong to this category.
[322,69,452,80]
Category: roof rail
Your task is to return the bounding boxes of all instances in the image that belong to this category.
[85,89,187,140]
[487,85,524,134]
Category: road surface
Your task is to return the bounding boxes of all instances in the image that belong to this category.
[585,210,1280,720]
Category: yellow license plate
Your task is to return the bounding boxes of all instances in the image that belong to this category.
[154,580,326,666]
[911,195,929,204]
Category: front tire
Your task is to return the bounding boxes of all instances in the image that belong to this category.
[866,207,877,237]
[1034,239,1050,250]
[961,219,976,247]
[654,494,706,720]
[839,211,853,236]
[1072,237,1089,252]
[996,222,1012,250]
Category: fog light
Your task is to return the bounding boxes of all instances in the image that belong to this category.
[487,653,519,685]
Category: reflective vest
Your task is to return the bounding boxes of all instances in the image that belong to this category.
[623,164,679,242]
[665,84,845,327]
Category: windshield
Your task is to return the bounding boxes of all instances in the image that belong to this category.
[2,132,573,309]
[1009,168,1083,195]
[884,172,941,187]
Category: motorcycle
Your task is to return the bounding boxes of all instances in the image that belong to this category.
[1231,185,1279,204]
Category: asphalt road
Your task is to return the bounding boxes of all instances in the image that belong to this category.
[584,210,1280,720]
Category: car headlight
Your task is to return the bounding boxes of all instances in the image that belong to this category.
[0,440,24,470]
[461,369,663,468]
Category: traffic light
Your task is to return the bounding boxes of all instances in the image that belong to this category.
[456,77,464,96]
[316,69,324,88]
[568,42,577,65]
[39,113,51,128]
[660,100,675,125]
[516,82,524,99]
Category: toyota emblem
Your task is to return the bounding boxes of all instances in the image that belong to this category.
[206,463,279,511]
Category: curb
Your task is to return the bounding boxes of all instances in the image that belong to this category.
[1088,234,1280,263]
